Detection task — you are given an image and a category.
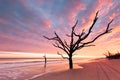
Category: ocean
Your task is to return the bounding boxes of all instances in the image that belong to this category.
[0,58,65,64]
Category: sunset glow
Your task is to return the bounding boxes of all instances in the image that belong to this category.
[0,0,120,58]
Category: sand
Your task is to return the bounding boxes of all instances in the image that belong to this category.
[32,59,120,80]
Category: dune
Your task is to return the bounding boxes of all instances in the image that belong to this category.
[32,59,120,80]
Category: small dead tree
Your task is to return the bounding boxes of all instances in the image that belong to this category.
[43,11,113,69]
[43,54,47,68]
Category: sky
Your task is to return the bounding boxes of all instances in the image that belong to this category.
[0,0,120,58]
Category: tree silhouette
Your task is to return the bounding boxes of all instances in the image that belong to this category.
[43,11,113,69]
[43,54,47,68]
[104,51,120,59]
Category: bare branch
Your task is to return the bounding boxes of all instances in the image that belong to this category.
[43,36,57,40]
[72,20,78,30]
[64,40,69,48]
[72,11,99,51]
[83,19,113,45]
[57,52,69,59]
[73,32,79,37]
[52,42,59,47]
[73,29,85,37]
[54,32,69,50]
[80,29,85,37]
[74,44,95,51]
[66,34,71,37]
[70,20,78,50]
[44,32,70,55]
[52,43,69,55]
[105,19,113,33]
[84,44,95,47]
[81,11,99,40]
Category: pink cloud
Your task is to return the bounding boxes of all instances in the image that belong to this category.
[56,1,86,27]
[77,0,116,33]
[0,0,120,56]
[68,2,86,26]
[68,1,86,20]
[98,0,113,5]
[42,19,52,28]
[91,23,120,45]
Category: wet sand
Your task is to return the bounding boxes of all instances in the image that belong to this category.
[32,59,120,80]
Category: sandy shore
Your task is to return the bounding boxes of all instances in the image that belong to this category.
[0,63,45,80]
[1,58,120,80]
[0,59,68,80]
[32,59,120,80]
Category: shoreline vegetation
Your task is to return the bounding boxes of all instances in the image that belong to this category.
[104,51,120,59]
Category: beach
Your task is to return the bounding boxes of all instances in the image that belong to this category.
[0,62,44,80]
[0,58,120,80]
[0,58,68,80]
[32,59,120,80]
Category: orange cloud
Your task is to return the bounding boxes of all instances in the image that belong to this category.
[92,23,120,45]
[112,25,120,34]
[98,0,113,5]
[109,13,116,20]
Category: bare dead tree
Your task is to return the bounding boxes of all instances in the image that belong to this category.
[43,11,113,69]
[43,54,47,68]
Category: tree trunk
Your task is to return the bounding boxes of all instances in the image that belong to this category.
[44,56,47,68]
[69,57,73,69]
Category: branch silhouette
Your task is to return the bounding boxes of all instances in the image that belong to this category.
[57,52,69,59]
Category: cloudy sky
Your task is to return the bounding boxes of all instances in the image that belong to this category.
[0,0,120,57]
